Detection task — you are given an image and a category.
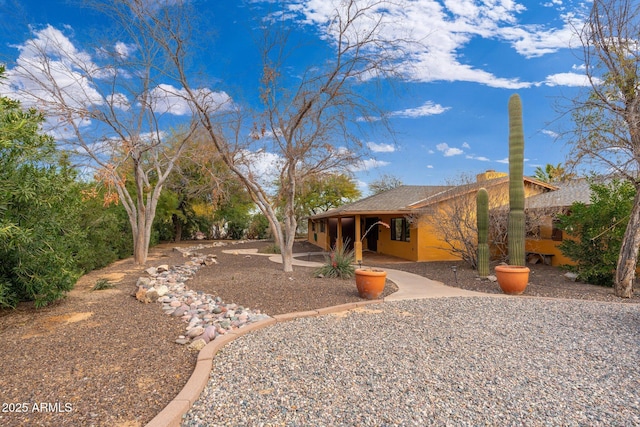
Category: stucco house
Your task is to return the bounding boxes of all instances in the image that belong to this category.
[307,170,590,266]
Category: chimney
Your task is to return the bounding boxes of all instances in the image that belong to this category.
[476,170,507,182]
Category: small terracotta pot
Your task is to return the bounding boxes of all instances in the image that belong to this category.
[355,269,387,299]
[495,265,530,295]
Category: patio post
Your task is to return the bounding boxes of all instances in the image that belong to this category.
[354,215,362,264]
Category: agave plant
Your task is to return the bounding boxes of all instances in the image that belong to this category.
[315,239,356,279]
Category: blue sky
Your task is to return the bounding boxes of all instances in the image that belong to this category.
[0,0,593,193]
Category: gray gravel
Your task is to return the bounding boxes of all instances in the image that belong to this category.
[182,297,640,426]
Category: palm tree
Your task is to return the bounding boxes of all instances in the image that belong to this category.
[533,163,575,183]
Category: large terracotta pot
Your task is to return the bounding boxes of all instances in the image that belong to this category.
[495,265,530,295]
[355,268,387,299]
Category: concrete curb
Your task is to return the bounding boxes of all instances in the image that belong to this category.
[145,299,383,427]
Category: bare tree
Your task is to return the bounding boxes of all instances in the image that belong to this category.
[178,0,411,271]
[7,0,411,271]
[567,0,640,297]
[1,1,233,264]
[369,173,404,195]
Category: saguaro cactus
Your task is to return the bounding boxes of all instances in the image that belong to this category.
[477,187,489,278]
[507,94,526,266]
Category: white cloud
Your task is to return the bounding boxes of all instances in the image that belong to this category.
[436,142,464,157]
[107,93,131,111]
[367,142,396,153]
[426,165,434,169]
[286,0,537,89]
[350,158,390,172]
[462,142,471,149]
[390,101,450,118]
[541,72,594,87]
[4,25,105,110]
[496,157,509,164]
[2,25,234,129]
[235,150,283,186]
[542,129,558,138]
[467,154,490,161]
[114,42,135,59]
[148,84,232,116]
[285,1,589,89]
[499,17,580,58]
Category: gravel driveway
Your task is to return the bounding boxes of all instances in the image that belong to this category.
[183,297,640,426]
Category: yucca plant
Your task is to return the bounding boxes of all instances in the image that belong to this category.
[315,239,356,279]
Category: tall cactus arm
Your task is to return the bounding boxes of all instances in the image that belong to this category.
[477,187,489,278]
[508,94,526,266]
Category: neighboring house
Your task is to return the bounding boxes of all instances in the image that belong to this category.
[307,170,587,266]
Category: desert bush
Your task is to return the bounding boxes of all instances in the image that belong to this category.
[315,240,355,279]
[557,179,634,286]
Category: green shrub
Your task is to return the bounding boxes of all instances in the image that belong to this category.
[92,278,114,291]
[259,243,281,254]
[247,213,271,239]
[557,179,634,287]
[74,189,133,272]
[315,240,355,279]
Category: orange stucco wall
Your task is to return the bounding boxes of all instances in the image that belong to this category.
[307,219,330,251]
[373,215,420,261]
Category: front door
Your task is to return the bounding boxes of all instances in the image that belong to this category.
[364,217,379,252]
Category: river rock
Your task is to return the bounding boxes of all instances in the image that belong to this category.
[188,338,208,351]
[145,287,159,303]
[135,286,150,303]
[136,277,151,287]
[187,326,205,338]
[134,243,270,344]
[204,325,217,341]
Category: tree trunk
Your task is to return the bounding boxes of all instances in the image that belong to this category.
[281,241,294,272]
[173,213,182,243]
[133,222,148,264]
[614,189,640,298]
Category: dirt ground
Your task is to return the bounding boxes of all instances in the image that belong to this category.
[0,240,636,426]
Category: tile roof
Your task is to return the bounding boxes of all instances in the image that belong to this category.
[409,175,556,209]
[309,185,452,219]
[309,178,591,220]
[525,179,592,209]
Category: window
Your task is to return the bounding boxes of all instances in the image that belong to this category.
[551,219,563,241]
[391,218,410,242]
[320,220,325,233]
[311,221,316,232]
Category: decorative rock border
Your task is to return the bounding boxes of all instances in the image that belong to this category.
[134,243,271,350]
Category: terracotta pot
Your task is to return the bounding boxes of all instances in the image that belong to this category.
[495,265,530,295]
[355,268,387,299]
